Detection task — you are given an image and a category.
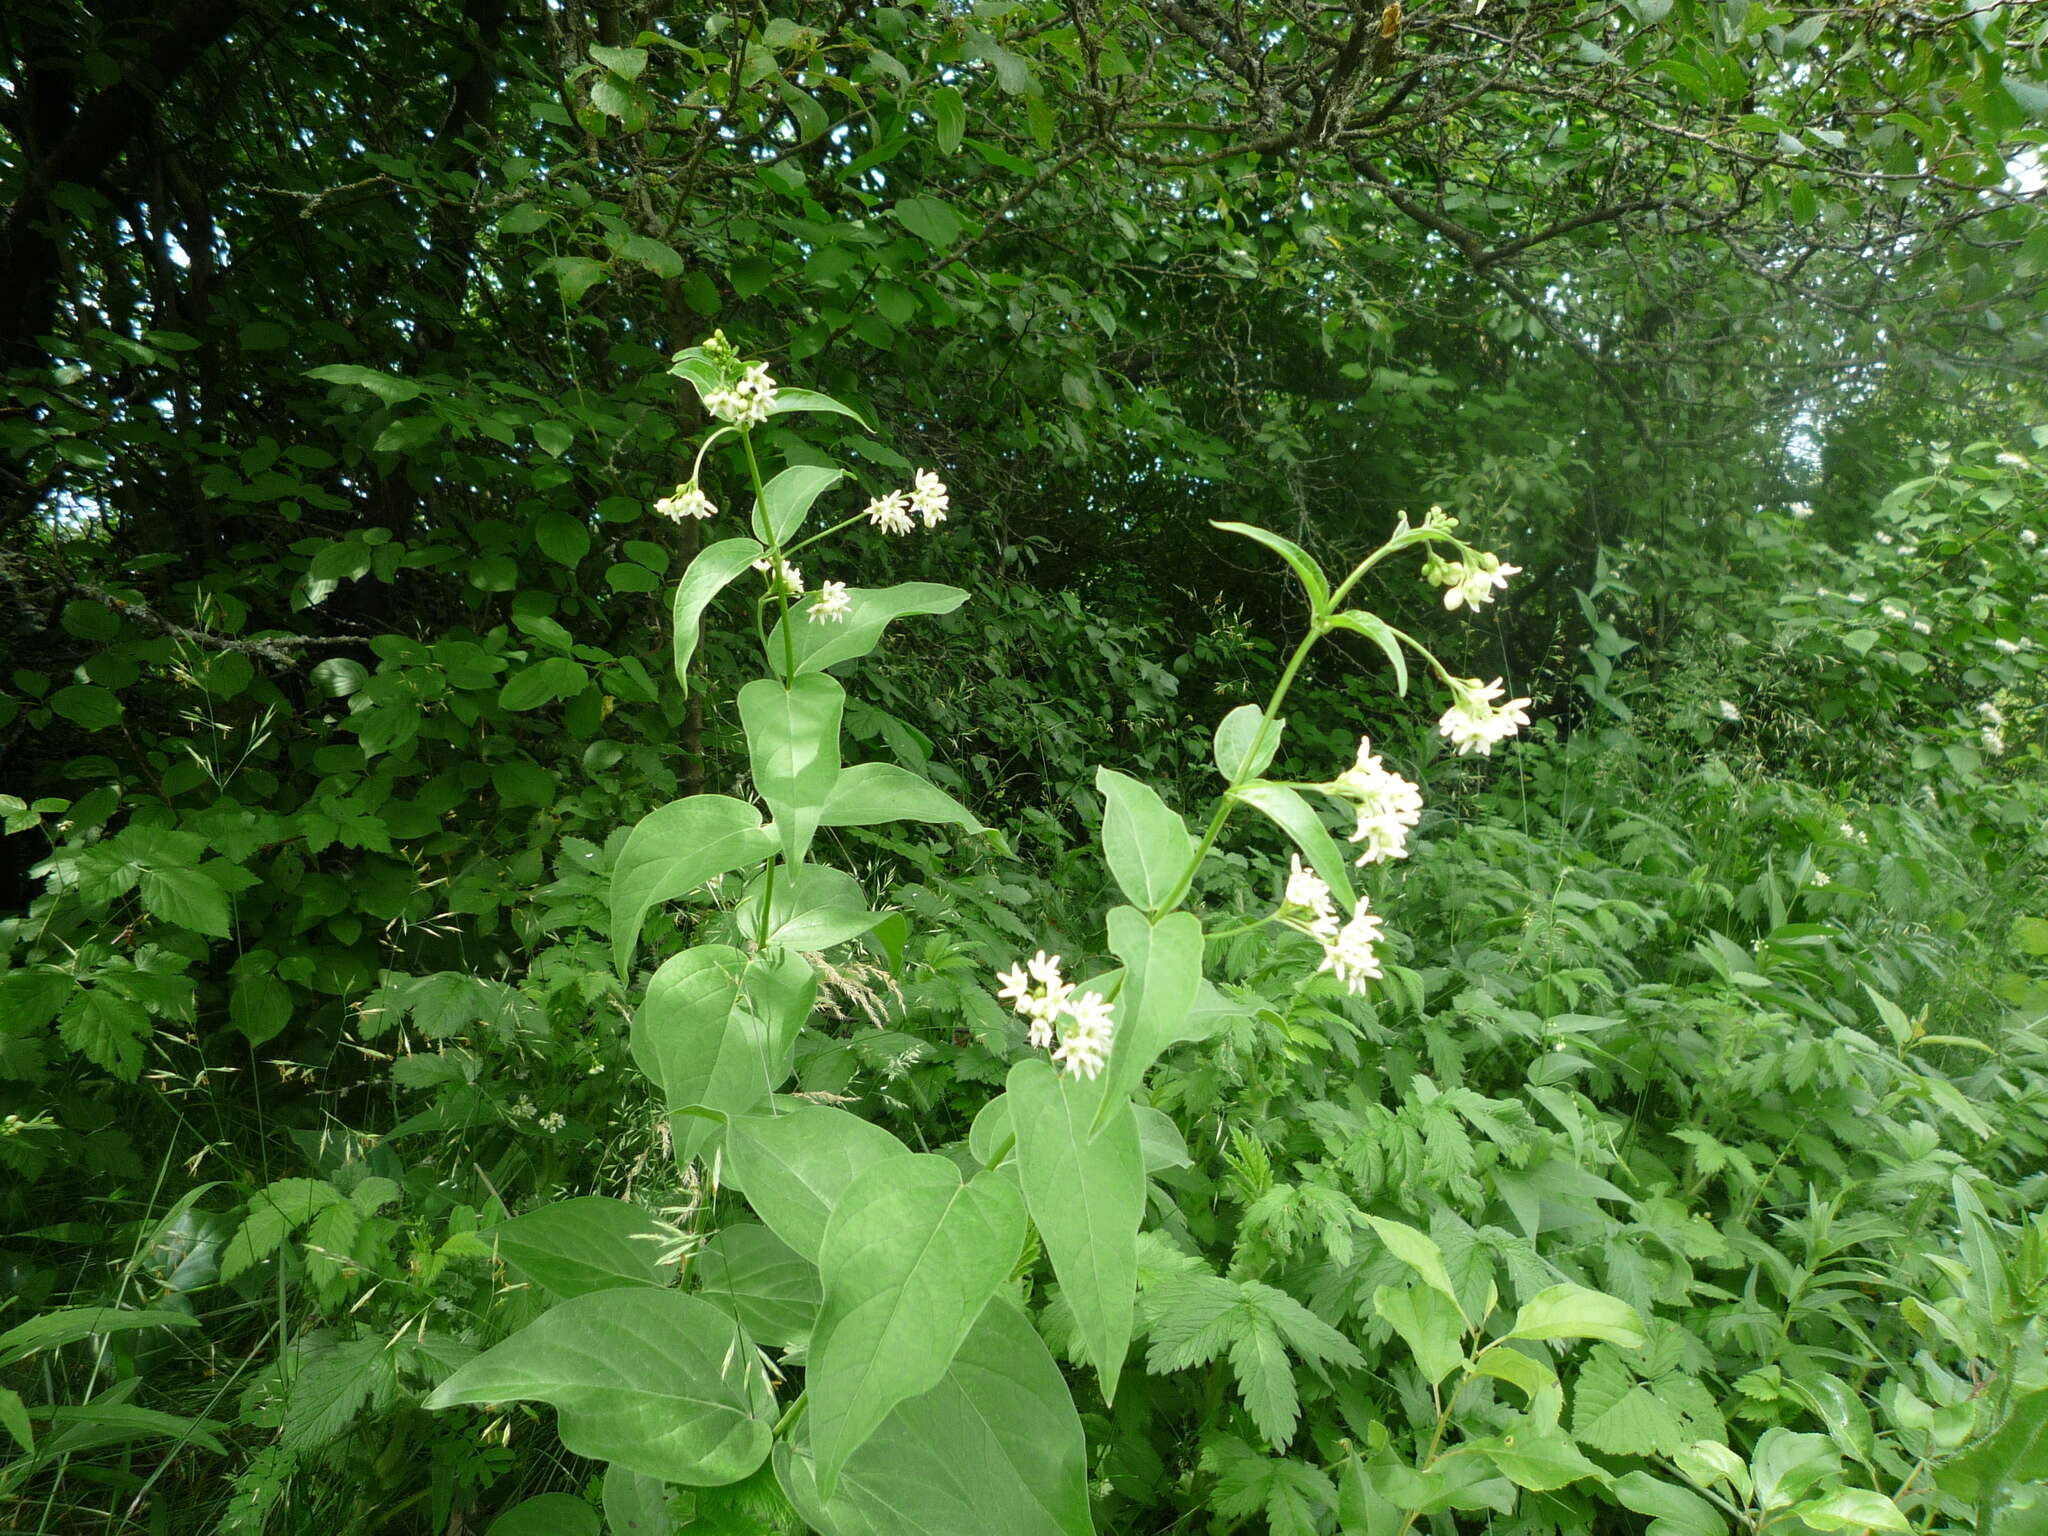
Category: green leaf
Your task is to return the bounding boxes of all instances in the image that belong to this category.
[0,1308,198,1370]
[621,235,683,279]
[1364,1217,1463,1314]
[499,656,589,711]
[739,674,844,865]
[1614,1471,1727,1536]
[1937,1388,2048,1499]
[1213,704,1282,781]
[425,1290,775,1486]
[602,1464,676,1536]
[735,863,882,950]
[590,42,647,78]
[809,1157,1026,1496]
[1213,521,1329,613]
[765,387,871,429]
[1792,1489,1911,1533]
[672,537,767,694]
[533,419,574,457]
[929,84,966,154]
[724,1103,912,1263]
[889,195,964,248]
[764,582,968,679]
[545,256,609,304]
[1508,1283,1646,1349]
[634,945,815,1162]
[752,464,843,546]
[696,1223,820,1347]
[1095,768,1194,910]
[304,363,423,404]
[1373,1283,1466,1385]
[1008,1059,1144,1399]
[1468,1345,1556,1404]
[1325,610,1409,694]
[1230,782,1357,912]
[1471,1431,1609,1491]
[138,866,231,938]
[609,795,778,974]
[818,761,983,832]
[774,1299,1091,1536]
[488,1197,673,1298]
[487,1494,601,1536]
[0,1385,30,1454]
[57,986,151,1079]
[51,683,122,730]
[1093,907,1204,1128]
[229,973,292,1045]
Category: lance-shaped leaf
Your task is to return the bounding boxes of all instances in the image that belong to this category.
[1096,767,1194,911]
[610,795,777,974]
[633,945,815,1164]
[1507,1283,1645,1350]
[672,537,766,692]
[487,1196,674,1298]
[1230,781,1358,912]
[739,674,844,865]
[1009,1059,1144,1400]
[1091,906,1204,1131]
[724,1103,913,1262]
[819,761,984,833]
[766,386,871,429]
[765,582,967,679]
[751,464,844,546]
[695,1223,820,1347]
[424,1290,776,1486]
[1325,610,1409,694]
[773,1299,1091,1536]
[1213,521,1330,614]
[809,1156,1025,1496]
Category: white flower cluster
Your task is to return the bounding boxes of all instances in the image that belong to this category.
[654,481,717,522]
[2023,528,2040,548]
[1980,701,2006,727]
[1994,637,2021,656]
[995,951,1114,1079]
[1717,700,1741,724]
[1809,869,1831,888]
[865,468,950,535]
[1323,736,1423,864]
[751,556,803,595]
[704,360,777,427]
[1423,550,1522,613]
[1437,677,1532,756]
[1275,855,1385,996]
[809,580,851,623]
[1982,726,2007,757]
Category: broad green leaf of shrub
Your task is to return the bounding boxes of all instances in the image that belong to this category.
[764,582,967,678]
[695,1223,820,1346]
[1508,1283,1646,1349]
[1373,1282,1465,1385]
[609,795,777,974]
[1009,1058,1144,1399]
[486,1493,600,1536]
[138,866,231,938]
[818,761,983,832]
[487,1196,674,1298]
[1096,768,1193,910]
[1614,1471,1727,1536]
[1467,1431,1609,1491]
[672,537,767,693]
[751,464,843,546]
[738,674,844,865]
[1230,782,1358,912]
[602,1465,675,1536]
[773,1299,1091,1536]
[1213,703,1282,781]
[633,945,815,1163]
[424,1290,775,1486]
[1092,906,1204,1129]
[809,1155,1026,1496]
[723,1103,912,1262]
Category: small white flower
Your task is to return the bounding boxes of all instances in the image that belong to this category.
[1052,992,1115,1080]
[865,490,914,536]
[1999,452,2029,467]
[1791,502,1814,518]
[1718,699,1741,724]
[1979,701,2006,726]
[1423,551,1521,613]
[1809,869,1831,888]
[1846,592,1869,605]
[1317,900,1386,995]
[538,1111,567,1133]
[1912,619,1932,635]
[654,482,717,521]
[704,359,778,427]
[1284,853,1331,915]
[909,469,949,528]
[1437,677,1533,756]
[1840,821,1868,845]
[1874,532,1893,545]
[1994,638,2021,655]
[1982,726,2007,756]
[751,556,804,595]
[508,1095,536,1120]
[1326,736,1424,864]
[809,580,852,623]
[2024,529,2040,548]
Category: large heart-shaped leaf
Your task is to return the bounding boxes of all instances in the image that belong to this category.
[738,674,844,865]
[609,795,777,974]
[487,1197,673,1298]
[634,946,814,1164]
[424,1290,775,1486]
[809,1156,1026,1495]
[723,1103,912,1262]
[774,1299,1091,1536]
[1008,1059,1144,1400]
[695,1223,820,1346]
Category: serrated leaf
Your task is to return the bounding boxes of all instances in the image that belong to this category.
[57,986,151,1079]
[138,866,232,938]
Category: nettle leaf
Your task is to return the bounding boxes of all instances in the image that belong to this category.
[1093,906,1204,1129]
[774,1299,1091,1536]
[1206,1438,1338,1536]
[138,866,232,938]
[57,986,151,1079]
[818,761,983,833]
[738,674,844,865]
[633,945,815,1163]
[609,795,777,974]
[1231,782,1357,913]
[724,1103,912,1263]
[751,464,843,546]
[222,1179,345,1280]
[765,582,967,679]
[1572,1350,1689,1457]
[672,537,766,693]
[1096,768,1193,910]
[809,1156,1025,1495]
[695,1223,820,1347]
[487,1197,674,1298]
[1008,1059,1145,1399]
[425,1290,775,1487]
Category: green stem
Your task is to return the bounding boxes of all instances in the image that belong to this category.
[739,427,798,685]
[772,1390,807,1438]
